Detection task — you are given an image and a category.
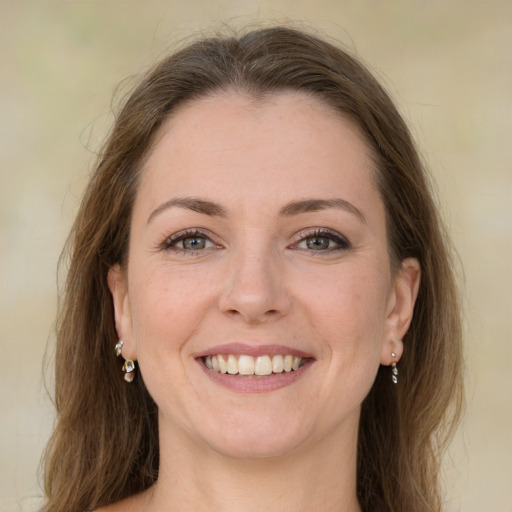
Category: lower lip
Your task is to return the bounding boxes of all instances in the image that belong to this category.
[198,359,313,393]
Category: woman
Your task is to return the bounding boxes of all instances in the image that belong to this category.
[41,26,463,512]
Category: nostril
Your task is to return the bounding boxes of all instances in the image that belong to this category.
[225,308,277,315]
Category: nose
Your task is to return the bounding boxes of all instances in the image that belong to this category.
[218,243,291,325]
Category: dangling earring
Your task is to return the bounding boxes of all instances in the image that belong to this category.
[391,352,398,384]
[114,340,136,383]
[122,359,136,382]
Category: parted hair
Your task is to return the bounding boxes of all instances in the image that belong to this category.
[42,25,463,512]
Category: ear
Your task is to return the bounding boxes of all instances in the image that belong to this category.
[381,258,421,365]
[107,264,137,360]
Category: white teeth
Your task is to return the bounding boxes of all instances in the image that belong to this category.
[255,355,272,376]
[205,354,307,375]
[227,354,238,375]
[272,354,284,373]
[218,354,228,374]
[238,355,255,375]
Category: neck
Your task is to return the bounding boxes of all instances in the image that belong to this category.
[147,416,362,512]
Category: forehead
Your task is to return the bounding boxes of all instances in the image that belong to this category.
[137,91,381,216]
[148,90,375,163]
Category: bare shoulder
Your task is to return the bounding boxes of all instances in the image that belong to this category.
[95,489,150,512]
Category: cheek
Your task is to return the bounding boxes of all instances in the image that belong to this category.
[128,265,217,355]
[296,260,390,359]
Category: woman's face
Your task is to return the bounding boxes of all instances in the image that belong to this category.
[109,91,419,459]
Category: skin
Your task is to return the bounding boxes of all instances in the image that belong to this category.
[105,91,420,512]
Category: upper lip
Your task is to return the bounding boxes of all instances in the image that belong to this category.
[194,343,314,359]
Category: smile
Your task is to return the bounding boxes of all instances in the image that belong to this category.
[196,344,314,392]
[204,354,307,376]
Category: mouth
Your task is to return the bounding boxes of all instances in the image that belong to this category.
[195,344,314,392]
[203,354,310,376]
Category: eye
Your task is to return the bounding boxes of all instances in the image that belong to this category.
[161,230,219,252]
[177,236,212,250]
[294,229,350,252]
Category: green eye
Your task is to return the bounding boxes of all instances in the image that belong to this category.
[180,236,208,250]
[295,229,350,252]
[305,236,331,250]
[162,230,217,252]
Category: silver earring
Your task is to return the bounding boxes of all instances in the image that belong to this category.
[114,340,123,356]
[114,340,136,383]
[391,352,398,384]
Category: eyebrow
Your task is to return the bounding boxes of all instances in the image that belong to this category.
[147,196,366,225]
[279,198,367,224]
[147,197,227,224]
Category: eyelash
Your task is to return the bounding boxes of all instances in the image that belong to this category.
[291,228,350,253]
[160,229,219,253]
[159,228,350,254]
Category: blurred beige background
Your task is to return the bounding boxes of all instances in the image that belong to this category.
[1,1,510,511]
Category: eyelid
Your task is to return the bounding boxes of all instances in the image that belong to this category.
[290,227,350,251]
[158,227,349,253]
[160,228,221,251]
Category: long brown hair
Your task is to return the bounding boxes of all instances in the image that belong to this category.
[42,26,463,512]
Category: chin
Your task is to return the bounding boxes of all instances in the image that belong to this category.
[197,411,314,460]
[210,434,304,461]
